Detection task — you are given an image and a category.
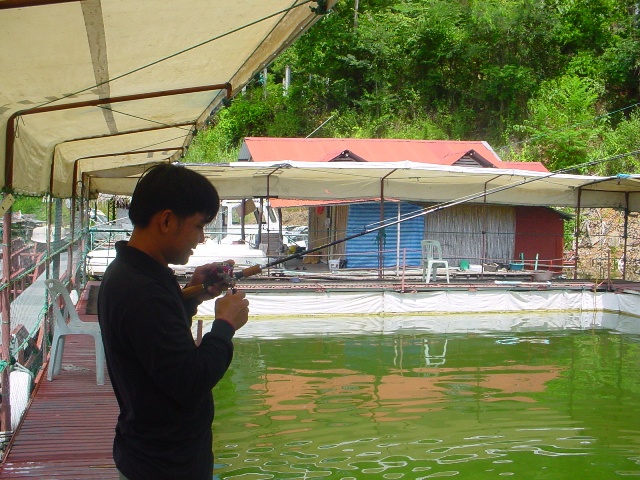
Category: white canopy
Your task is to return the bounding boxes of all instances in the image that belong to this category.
[2,1,640,213]
[85,160,640,211]
[1,0,334,197]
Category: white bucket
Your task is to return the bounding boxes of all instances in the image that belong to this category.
[328,259,340,271]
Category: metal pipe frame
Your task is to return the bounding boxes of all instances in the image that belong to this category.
[5,83,232,190]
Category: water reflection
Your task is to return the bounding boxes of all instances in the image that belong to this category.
[213,315,640,479]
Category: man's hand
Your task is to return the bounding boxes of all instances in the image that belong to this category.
[186,259,235,301]
[215,289,250,331]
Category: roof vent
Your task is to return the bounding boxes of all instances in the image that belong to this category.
[452,149,495,168]
[328,150,367,162]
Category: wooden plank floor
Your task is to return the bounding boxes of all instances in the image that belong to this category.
[0,335,119,479]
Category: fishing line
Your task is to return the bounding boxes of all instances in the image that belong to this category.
[280,148,640,232]
[183,148,640,298]
[288,149,640,253]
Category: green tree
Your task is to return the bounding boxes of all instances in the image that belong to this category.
[186,0,640,170]
[598,108,640,175]
[508,75,606,171]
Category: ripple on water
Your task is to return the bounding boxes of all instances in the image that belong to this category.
[213,328,640,479]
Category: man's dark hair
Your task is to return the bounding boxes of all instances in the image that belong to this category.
[129,163,220,227]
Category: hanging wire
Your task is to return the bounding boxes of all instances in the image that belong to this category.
[498,101,640,153]
[95,105,195,131]
[26,1,318,113]
[71,133,195,162]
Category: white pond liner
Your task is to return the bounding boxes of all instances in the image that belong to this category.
[194,289,640,339]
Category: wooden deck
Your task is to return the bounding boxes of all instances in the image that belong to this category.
[0,280,118,479]
[0,335,118,479]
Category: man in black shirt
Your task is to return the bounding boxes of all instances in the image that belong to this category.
[98,164,249,480]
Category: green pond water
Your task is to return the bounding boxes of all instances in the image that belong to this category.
[212,314,640,479]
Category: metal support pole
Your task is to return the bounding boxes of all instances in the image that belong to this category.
[574,192,582,280]
[1,208,12,434]
[622,193,630,281]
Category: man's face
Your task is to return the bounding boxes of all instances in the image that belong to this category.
[167,212,209,265]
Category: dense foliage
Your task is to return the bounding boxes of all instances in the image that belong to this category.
[187,0,640,175]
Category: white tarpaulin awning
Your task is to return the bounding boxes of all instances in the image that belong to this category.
[1,0,335,197]
[82,160,640,211]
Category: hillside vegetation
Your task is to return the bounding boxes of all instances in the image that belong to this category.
[186,0,640,177]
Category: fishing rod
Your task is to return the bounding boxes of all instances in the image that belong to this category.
[182,149,640,299]
[181,229,368,299]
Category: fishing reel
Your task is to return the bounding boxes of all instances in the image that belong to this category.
[182,262,238,299]
[209,263,236,290]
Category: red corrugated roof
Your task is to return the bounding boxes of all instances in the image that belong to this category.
[500,161,548,172]
[242,137,548,172]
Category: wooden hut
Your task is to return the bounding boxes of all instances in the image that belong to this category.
[240,137,566,271]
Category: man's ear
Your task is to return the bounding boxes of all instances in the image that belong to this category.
[156,209,174,232]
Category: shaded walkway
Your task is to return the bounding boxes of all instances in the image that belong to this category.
[0,335,118,479]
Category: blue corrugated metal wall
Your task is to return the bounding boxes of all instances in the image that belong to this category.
[345,202,424,268]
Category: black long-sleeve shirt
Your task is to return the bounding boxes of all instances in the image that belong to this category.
[98,241,235,480]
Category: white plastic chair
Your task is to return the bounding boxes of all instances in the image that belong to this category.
[421,240,450,284]
[45,279,105,385]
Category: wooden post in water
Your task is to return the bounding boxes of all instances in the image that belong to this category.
[196,320,203,346]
